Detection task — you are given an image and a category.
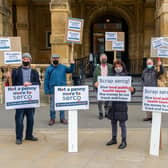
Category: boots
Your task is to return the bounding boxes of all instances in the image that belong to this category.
[99,113,103,120]
[106,137,117,146]
[118,138,127,149]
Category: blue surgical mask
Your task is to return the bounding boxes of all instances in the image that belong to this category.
[147,65,153,69]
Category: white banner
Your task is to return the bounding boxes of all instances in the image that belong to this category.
[67,31,81,43]
[0,38,11,51]
[112,41,124,51]
[143,87,168,113]
[5,85,40,110]
[98,76,132,101]
[68,19,82,31]
[4,51,22,64]
[105,32,117,41]
[55,86,89,110]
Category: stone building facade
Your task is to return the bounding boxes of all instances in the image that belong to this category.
[0,0,168,74]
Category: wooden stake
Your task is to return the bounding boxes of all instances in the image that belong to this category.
[114,51,117,62]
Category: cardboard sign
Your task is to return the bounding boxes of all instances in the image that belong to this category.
[105,32,125,51]
[98,76,132,101]
[65,18,84,44]
[4,51,22,64]
[54,86,89,110]
[5,85,40,110]
[143,87,168,113]
[0,37,22,65]
[151,37,168,58]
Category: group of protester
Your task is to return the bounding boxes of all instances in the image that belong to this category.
[8,52,164,149]
[93,53,164,149]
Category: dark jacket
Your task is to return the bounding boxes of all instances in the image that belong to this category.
[12,66,40,86]
[107,72,135,121]
[142,65,164,87]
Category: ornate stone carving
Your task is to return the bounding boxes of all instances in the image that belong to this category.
[50,0,70,9]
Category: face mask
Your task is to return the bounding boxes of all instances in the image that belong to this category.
[101,59,107,64]
[147,65,153,69]
[53,60,59,65]
[22,61,30,66]
[115,67,123,73]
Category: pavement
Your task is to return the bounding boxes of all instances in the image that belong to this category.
[0,104,168,167]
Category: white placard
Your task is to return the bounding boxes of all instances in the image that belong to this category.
[157,49,168,58]
[4,51,22,64]
[68,19,82,31]
[112,41,124,51]
[67,31,81,43]
[54,86,89,110]
[152,39,162,49]
[0,38,11,51]
[5,85,40,110]
[98,76,132,101]
[143,87,168,113]
[105,32,117,41]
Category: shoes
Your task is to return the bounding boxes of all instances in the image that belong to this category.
[60,119,68,124]
[48,119,55,126]
[105,113,108,118]
[143,117,152,121]
[16,139,22,145]
[99,113,103,120]
[25,136,38,141]
[106,137,117,146]
[118,139,127,149]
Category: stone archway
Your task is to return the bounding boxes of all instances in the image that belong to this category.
[83,6,141,73]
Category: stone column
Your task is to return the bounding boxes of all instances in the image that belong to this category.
[50,0,72,84]
[16,5,30,52]
[155,0,168,86]
[50,0,71,64]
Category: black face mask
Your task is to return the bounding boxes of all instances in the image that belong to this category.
[22,61,30,66]
[53,60,59,65]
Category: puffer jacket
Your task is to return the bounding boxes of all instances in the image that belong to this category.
[107,72,135,121]
[142,65,164,87]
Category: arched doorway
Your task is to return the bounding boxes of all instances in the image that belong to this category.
[90,11,129,69]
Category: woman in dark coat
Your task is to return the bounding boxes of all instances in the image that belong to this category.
[106,60,135,149]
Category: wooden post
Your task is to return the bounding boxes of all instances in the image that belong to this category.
[114,51,117,62]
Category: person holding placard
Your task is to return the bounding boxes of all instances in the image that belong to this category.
[106,60,135,149]
[142,58,164,121]
[93,53,112,120]
[12,53,40,145]
[44,54,75,126]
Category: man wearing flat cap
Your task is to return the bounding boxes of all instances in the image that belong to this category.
[44,54,75,125]
[12,52,40,145]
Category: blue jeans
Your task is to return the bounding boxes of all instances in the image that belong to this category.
[15,108,35,140]
[50,94,65,120]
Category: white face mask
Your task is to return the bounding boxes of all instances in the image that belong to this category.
[115,67,123,73]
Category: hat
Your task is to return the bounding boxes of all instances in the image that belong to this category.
[52,54,60,58]
[22,52,32,59]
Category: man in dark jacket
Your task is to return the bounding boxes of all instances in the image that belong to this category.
[12,53,40,145]
[142,58,164,121]
[93,53,112,120]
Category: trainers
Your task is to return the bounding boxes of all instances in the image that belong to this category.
[60,119,68,124]
[48,119,55,126]
[16,139,22,145]
[25,136,38,141]
[99,113,103,120]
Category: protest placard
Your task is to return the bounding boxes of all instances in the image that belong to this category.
[5,85,40,110]
[54,86,89,111]
[0,37,22,65]
[105,32,125,51]
[142,87,168,113]
[4,51,22,64]
[65,18,84,44]
[151,37,168,58]
[98,76,132,101]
